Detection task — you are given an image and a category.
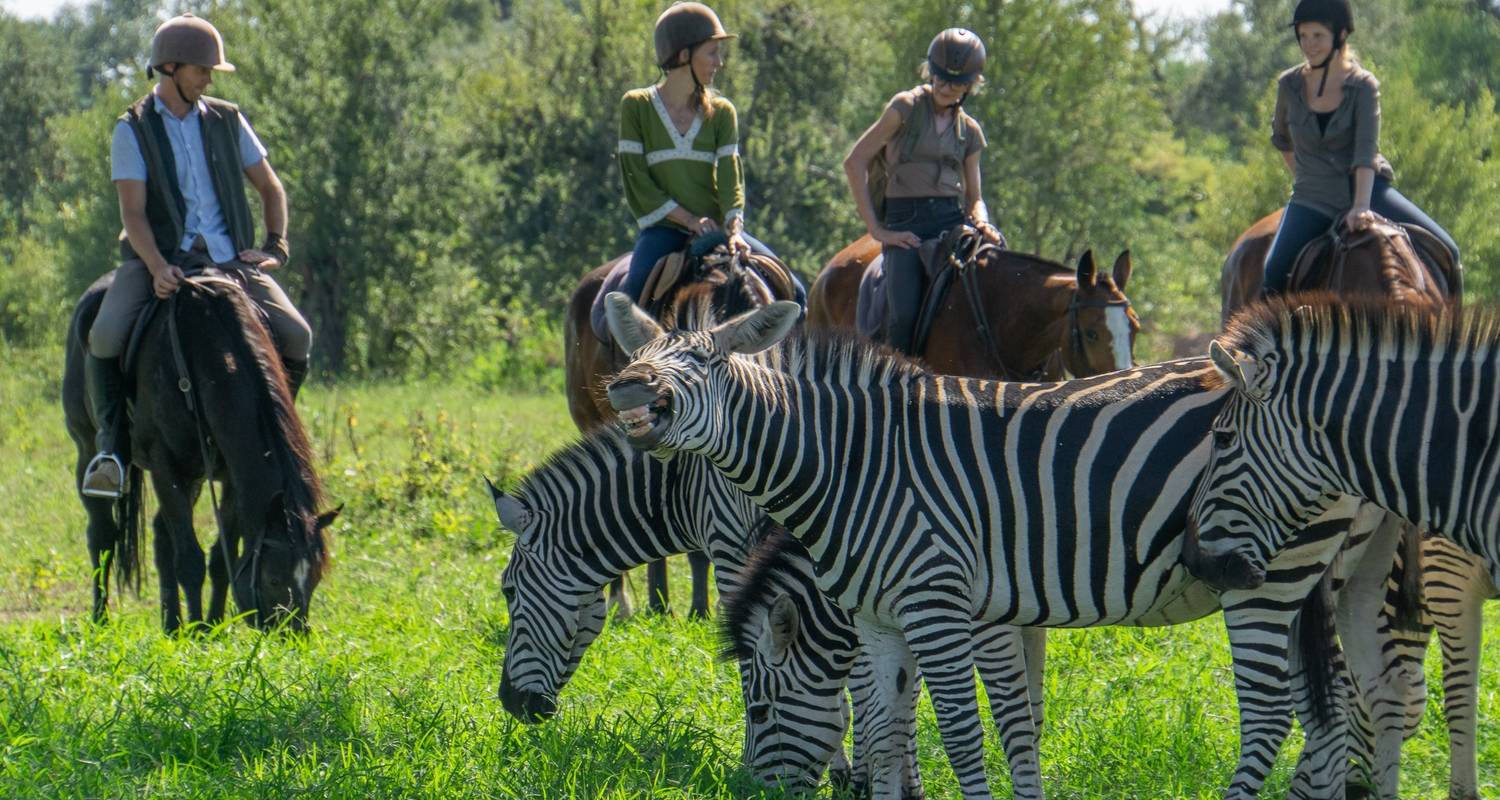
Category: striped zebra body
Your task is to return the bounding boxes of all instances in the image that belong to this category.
[603,294,1386,798]
[1181,297,1500,799]
[491,424,1048,793]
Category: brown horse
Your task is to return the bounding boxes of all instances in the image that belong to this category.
[564,252,777,617]
[808,234,1138,380]
[1220,208,1457,324]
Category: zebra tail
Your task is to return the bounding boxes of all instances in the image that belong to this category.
[112,465,145,595]
[1390,525,1426,632]
[1297,570,1338,726]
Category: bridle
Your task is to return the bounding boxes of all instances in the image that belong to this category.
[1066,291,1134,373]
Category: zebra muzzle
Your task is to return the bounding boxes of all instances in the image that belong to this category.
[607,378,671,446]
[1179,517,1267,591]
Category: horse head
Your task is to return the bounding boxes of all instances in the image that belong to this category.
[232,493,339,633]
[1063,249,1139,376]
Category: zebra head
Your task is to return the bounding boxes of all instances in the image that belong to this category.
[489,479,609,723]
[1182,336,1343,591]
[721,529,858,792]
[604,292,801,452]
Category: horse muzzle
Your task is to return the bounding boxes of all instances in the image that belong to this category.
[1179,517,1267,591]
[606,377,672,449]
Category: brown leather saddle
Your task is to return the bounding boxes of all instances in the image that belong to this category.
[1287,214,1461,301]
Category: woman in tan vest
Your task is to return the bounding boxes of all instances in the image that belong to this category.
[842,28,1004,355]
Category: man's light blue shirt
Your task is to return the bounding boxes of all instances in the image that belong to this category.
[110,90,268,263]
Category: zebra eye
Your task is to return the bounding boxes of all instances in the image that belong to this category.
[749,703,771,725]
[1212,428,1236,448]
[688,345,712,361]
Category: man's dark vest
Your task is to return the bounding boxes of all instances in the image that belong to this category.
[118,94,256,263]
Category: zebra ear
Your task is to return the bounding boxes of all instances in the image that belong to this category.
[1209,340,1267,402]
[605,292,665,355]
[485,476,533,532]
[767,593,800,658]
[712,301,800,355]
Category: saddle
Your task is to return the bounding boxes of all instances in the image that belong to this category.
[588,232,800,347]
[1287,215,1462,301]
[856,225,998,357]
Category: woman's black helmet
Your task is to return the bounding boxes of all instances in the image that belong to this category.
[1290,0,1354,43]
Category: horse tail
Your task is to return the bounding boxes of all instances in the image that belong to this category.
[112,465,145,594]
[1296,569,1338,726]
[1390,523,1426,632]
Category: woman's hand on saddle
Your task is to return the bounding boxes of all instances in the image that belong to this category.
[1343,206,1374,233]
[873,226,921,249]
[727,231,752,258]
[238,248,283,270]
[148,262,185,299]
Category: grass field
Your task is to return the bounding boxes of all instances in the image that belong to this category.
[2,342,1497,798]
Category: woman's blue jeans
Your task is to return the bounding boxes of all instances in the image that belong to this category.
[1262,179,1460,296]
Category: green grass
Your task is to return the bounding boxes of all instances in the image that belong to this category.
[1,344,1496,798]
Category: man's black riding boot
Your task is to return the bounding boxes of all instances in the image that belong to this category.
[284,357,309,400]
[80,354,127,498]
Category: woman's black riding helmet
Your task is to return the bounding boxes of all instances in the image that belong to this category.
[1291,0,1355,96]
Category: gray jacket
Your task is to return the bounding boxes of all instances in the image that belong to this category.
[1271,64,1394,219]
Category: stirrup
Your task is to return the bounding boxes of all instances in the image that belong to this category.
[80,453,126,499]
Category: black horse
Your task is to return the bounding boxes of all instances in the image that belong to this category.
[62,269,336,633]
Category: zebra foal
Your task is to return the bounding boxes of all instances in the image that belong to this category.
[603,292,1387,799]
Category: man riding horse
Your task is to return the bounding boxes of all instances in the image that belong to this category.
[80,14,311,500]
[841,28,1005,356]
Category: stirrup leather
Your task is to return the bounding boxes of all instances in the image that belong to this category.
[80,452,126,498]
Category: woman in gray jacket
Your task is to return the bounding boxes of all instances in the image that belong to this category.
[1261,0,1459,295]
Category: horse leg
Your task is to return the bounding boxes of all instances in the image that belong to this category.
[152,510,181,633]
[646,558,670,615]
[207,534,230,626]
[688,550,711,619]
[606,576,633,619]
[78,450,118,623]
[152,475,207,632]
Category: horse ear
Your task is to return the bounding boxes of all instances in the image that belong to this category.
[1076,250,1098,287]
[265,491,287,528]
[712,301,800,355]
[315,504,343,530]
[605,292,665,354]
[486,477,533,532]
[1112,250,1132,291]
[767,593,800,658]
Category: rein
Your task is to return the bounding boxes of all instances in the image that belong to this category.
[167,273,264,620]
[948,230,1020,379]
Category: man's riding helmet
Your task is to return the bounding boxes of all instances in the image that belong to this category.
[927,28,986,84]
[1290,0,1354,42]
[149,14,235,74]
[654,2,735,68]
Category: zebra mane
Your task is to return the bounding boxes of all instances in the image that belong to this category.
[509,426,639,510]
[717,518,804,663]
[744,330,934,389]
[1210,292,1498,388]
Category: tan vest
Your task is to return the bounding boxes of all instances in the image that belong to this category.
[884,86,983,200]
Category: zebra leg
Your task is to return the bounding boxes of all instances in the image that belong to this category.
[973,621,1042,799]
[1429,542,1491,800]
[847,647,926,800]
[1219,600,1299,798]
[852,617,921,800]
[898,608,994,800]
[1287,591,1357,800]
[1020,626,1047,734]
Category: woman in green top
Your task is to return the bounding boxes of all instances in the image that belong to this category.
[617,2,799,306]
[1261,0,1459,295]
[842,28,1004,355]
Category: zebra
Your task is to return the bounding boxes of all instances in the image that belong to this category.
[1181,295,1500,799]
[601,292,1394,799]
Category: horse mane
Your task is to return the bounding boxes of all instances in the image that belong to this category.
[181,278,329,570]
[1209,292,1492,390]
[717,519,804,663]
